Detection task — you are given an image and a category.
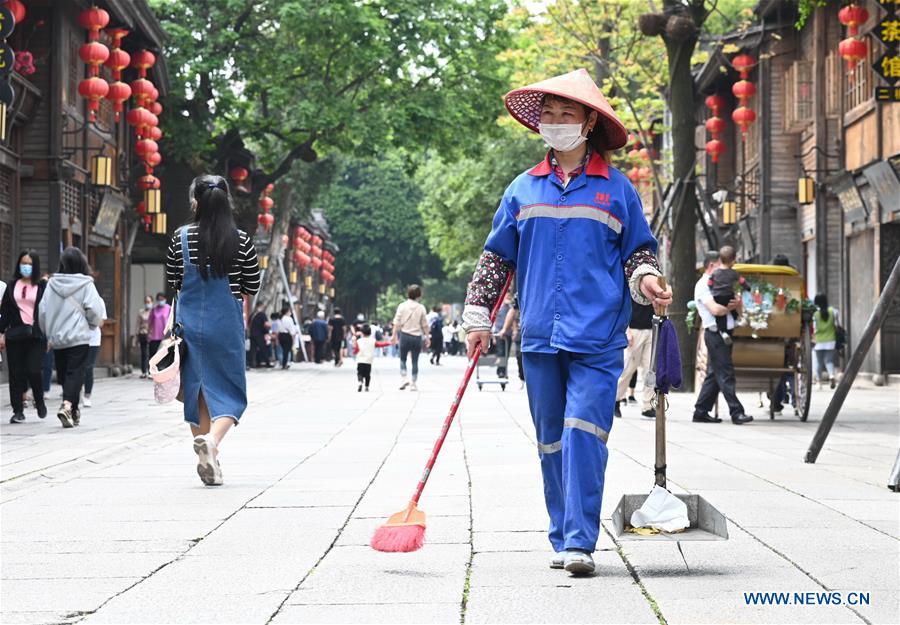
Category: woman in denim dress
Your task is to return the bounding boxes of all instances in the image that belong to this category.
[165,175,261,485]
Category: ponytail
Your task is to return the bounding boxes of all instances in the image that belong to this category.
[188,174,239,280]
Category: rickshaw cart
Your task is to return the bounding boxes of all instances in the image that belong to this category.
[695,264,813,421]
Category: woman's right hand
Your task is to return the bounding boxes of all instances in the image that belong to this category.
[466,330,492,359]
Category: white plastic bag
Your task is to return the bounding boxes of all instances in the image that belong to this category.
[630,485,689,532]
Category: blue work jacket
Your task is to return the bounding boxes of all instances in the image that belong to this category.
[484,150,657,355]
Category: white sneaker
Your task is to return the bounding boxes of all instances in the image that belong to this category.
[409,382,418,392]
[399,379,409,390]
[193,435,223,486]
[550,554,565,569]
[563,550,595,575]
[83,396,92,408]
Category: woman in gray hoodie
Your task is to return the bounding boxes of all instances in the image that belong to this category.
[38,247,105,428]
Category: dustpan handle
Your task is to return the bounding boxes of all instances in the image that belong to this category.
[409,272,515,506]
[653,276,668,488]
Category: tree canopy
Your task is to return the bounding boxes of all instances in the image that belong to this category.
[148,0,511,188]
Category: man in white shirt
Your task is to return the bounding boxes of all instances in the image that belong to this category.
[692,250,753,425]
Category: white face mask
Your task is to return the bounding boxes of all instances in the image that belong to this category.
[539,122,588,152]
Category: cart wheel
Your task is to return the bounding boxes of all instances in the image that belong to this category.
[478,384,483,391]
[794,324,813,422]
[501,384,507,391]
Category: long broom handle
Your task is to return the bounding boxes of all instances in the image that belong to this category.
[409,272,515,507]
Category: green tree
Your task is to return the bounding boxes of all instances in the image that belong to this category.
[148,0,511,201]
[417,125,545,276]
[319,155,443,314]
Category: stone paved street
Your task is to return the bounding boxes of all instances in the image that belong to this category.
[1,357,898,625]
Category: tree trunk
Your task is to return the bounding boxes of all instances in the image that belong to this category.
[664,25,700,391]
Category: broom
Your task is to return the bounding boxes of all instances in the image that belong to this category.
[371,272,514,553]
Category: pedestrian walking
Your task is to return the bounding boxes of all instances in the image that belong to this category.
[429,306,444,365]
[147,292,170,358]
[392,284,429,390]
[136,295,152,378]
[165,174,260,486]
[248,302,271,368]
[812,293,841,390]
[614,303,654,419]
[310,311,328,363]
[691,251,754,425]
[39,247,105,428]
[81,310,106,408]
[0,250,48,423]
[495,292,514,378]
[462,69,671,575]
[329,307,346,367]
[277,306,299,369]
[442,321,456,356]
[353,324,390,392]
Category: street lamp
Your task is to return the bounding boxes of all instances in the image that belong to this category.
[798,177,815,204]
[90,154,113,186]
[722,200,738,225]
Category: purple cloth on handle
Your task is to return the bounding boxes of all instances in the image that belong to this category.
[655,318,682,393]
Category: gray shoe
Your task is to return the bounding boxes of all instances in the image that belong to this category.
[563,550,595,575]
[549,554,565,569]
[57,405,74,428]
[193,435,223,486]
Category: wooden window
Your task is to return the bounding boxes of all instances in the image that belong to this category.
[784,60,813,132]
[66,31,83,109]
[843,43,872,113]
[62,179,82,223]
[0,222,12,280]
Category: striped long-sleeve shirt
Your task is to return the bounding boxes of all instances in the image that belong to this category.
[165,225,261,299]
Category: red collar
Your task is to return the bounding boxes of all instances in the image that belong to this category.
[528,149,609,179]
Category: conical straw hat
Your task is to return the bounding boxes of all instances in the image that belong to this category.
[504,68,628,150]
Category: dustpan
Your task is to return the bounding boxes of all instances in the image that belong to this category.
[611,277,729,542]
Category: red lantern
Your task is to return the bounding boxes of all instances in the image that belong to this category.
[705,139,725,163]
[136,201,146,216]
[138,174,160,190]
[638,148,650,161]
[78,77,109,122]
[311,245,322,258]
[265,183,275,195]
[147,126,163,141]
[143,214,152,230]
[131,50,156,78]
[732,106,757,139]
[135,139,158,157]
[79,41,109,76]
[105,81,131,121]
[838,4,869,37]
[705,116,725,136]
[149,101,163,116]
[732,79,756,105]
[257,212,275,230]
[127,106,155,138]
[145,152,162,168]
[148,87,159,103]
[131,78,155,106]
[705,94,724,115]
[311,257,322,270]
[258,196,274,211]
[230,167,249,184]
[731,53,756,79]
[839,37,867,72]
[5,0,25,24]
[105,48,130,74]
[79,6,109,41]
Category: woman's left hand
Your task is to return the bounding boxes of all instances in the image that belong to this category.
[640,275,673,308]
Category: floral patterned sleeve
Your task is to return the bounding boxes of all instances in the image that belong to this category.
[462,251,514,332]
[624,246,662,305]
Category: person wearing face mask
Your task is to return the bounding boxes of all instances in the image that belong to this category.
[462,69,671,575]
[136,295,153,378]
[0,250,48,423]
[147,292,171,358]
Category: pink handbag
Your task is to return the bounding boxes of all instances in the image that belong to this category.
[149,300,183,404]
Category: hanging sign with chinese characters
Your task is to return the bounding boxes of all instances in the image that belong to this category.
[875,0,900,101]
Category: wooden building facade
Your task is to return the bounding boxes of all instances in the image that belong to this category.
[694,0,900,379]
[1,0,168,375]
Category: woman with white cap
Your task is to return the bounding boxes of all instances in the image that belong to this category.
[462,69,671,575]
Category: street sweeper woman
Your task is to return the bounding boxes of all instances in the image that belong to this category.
[165,174,260,486]
[462,69,672,575]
